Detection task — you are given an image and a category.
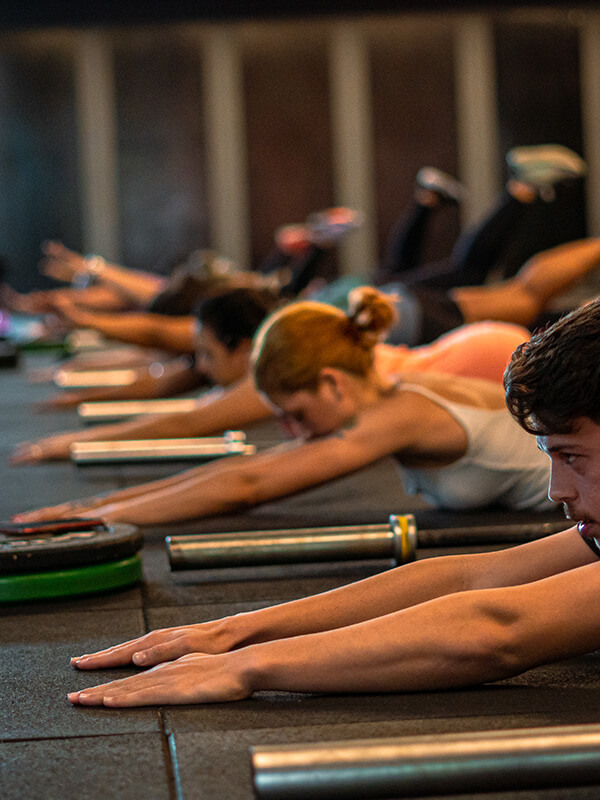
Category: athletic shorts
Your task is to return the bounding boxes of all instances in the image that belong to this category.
[381,282,465,346]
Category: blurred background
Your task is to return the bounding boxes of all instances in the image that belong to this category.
[0,2,597,296]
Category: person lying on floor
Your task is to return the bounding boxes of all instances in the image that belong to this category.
[60,297,600,707]
[12,287,283,460]
[14,287,554,525]
[11,311,531,464]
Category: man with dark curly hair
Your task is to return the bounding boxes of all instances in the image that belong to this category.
[504,297,600,557]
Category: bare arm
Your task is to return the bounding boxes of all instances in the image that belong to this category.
[13,390,432,523]
[50,297,197,353]
[14,389,436,526]
[41,240,167,307]
[1,283,127,315]
[33,357,203,411]
[12,375,272,463]
[68,530,600,706]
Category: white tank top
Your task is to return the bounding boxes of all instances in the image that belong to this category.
[397,384,556,511]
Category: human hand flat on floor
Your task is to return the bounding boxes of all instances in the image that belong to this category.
[68,652,251,707]
[12,498,106,523]
[71,624,229,670]
[10,434,72,464]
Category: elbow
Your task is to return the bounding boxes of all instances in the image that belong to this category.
[445,594,536,684]
[216,460,266,512]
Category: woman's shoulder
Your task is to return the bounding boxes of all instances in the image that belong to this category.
[397,371,507,410]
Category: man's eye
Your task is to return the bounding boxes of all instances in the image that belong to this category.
[564,453,579,465]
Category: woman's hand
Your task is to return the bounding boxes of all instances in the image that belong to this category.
[11,434,74,464]
[68,651,252,707]
[49,294,93,328]
[71,623,232,670]
[39,240,88,283]
[12,497,107,523]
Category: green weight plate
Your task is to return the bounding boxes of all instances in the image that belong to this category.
[0,553,143,603]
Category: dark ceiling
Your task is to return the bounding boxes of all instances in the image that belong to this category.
[0,1,580,30]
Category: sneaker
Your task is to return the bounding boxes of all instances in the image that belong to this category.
[306,207,364,247]
[506,144,587,200]
[415,167,466,203]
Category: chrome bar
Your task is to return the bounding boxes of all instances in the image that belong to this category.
[251,723,600,799]
[78,397,200,422]
[54,367,139,387]
[167,516,417,569]
[166,516,568,570]
[70,434,253,464]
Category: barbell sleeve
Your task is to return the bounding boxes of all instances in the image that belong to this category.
[251,723,600,799]
[70,433,253,464]
[167,516,415,570]
[78,397,200,422]
[166,515,568,570]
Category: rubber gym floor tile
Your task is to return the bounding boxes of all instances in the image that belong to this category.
[0,459,129,520]
[163,682,600,736]
[140,535,386,607]
[160,647,600,734]
[170,725,600,800]
[0,607,158,740]
[1,733,171,800]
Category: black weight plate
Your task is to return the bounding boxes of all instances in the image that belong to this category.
[0,522,142,574]
[0,553,143,602]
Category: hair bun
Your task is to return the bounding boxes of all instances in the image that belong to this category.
[346,286,397,346]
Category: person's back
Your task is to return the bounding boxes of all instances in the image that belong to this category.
[392,371,554,511]
[375,321,529,384]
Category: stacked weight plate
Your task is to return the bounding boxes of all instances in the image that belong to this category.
[0,519,143,602]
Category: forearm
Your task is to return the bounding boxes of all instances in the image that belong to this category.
[63,310,160,347]
[98,264,166,307]
[178,378,274,434]
[219,553,473,650]
[12,410,196,462]
[50,285,128,311]
[242,560,600,695]
[12,462,208,522]
[212,531,594,652]
[240,591,509,695]
[27,380,272,459]
[91,455,257,524]
[82,385,250,441]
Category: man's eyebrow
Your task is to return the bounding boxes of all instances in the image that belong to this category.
[538,441,581,455]
[536,437,559,453]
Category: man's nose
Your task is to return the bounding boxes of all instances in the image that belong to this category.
[547,462,577,504]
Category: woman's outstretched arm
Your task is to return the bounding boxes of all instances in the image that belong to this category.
[13,390,449,525]
[33,356,203,412]
[12,376,273,463]
[41,240,167,307]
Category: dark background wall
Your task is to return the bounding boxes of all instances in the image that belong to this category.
[0,5,591,292]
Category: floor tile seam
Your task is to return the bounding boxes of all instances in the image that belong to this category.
[1,730,161,745]
[0,604,144,618]
[159,710,184,800]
